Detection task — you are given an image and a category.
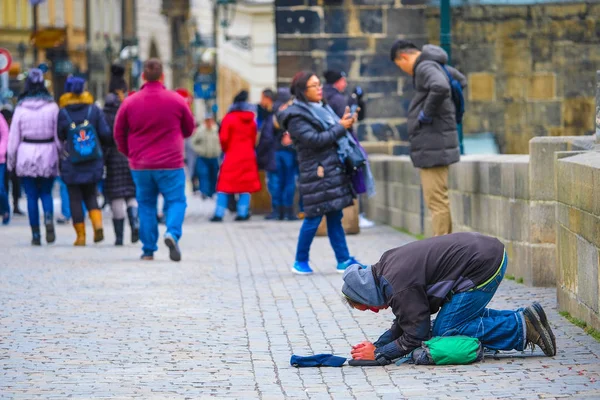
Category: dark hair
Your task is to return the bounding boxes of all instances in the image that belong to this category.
[109,63,128,93]
[233,90,249,103]
[262,88,275,102]
[290,71,317,103]
[143,58,163,82]
[390,40,419,61]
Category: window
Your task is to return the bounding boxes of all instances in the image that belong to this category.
[38,0,50,26]
[73,0,85,29]
[55,0,65,28]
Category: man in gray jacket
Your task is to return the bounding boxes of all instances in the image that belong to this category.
[391,41,467,236]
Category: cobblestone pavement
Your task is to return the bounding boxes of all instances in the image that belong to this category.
[1,197,600,399]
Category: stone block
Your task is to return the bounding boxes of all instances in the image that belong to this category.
[364,95,405,119]
[392,144,411,156]
[477,161,490,195]
[557,224,578,294]
[529,138,570,201]
[526,101,562,127]
[462,193,473,227]
[353,0,394,5]
[325,54,358,78]
[500,161,515,199]
[509,199,530,243]
[324,8,347,34]
[449,192,463,226]
[487,197,507,238]
[277,55,320,79]
[400,186,422,215]
[405,212,423,236]
[594,167,600,216]
[347,79,399,96]
[505,241,530,282]
[503,76,528,101]
[488,162,502,196]
[276,10,321,34]
[563,97,596,134]
[580,210,600,250]
[360,9,383,34]
[371,123,396,141]
[453,161,479,193]
[527,73,556,101]
[395,122,409,142]
[386,8,427,38]
[571,162,594,213]
[360,54,401,78]
[471,194,490,234]
[531,245,556,287]
[577,237,599,312]
[468,73,496,102]
[514,160,530,200]
[529,202,556,245]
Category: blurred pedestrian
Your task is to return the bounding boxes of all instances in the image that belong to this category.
[210,90,261,222]
[1,105,24,216]
[114,59,195,261]
[191,114,220,199]
[58,75,111,246]
[279,71,362,275]
[264,88,297,221]
[0,112,9,225]
[103,90,139,246]
[7,69,61,244]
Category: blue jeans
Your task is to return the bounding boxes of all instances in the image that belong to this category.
[195,157,219,198]
[215,192,250,218]
[21,177,55,227]
[295,210,350,263]
[432,253,526,351]
[0,164,10,216]
[131,169,187,254]
[267,151,297,208]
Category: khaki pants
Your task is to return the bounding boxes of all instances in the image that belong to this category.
[420,166,452,236]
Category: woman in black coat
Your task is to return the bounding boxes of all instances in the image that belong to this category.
[279,71,362,275]
[103,92,139,246]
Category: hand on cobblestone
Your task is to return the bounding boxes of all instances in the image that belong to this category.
[351,341,376,360]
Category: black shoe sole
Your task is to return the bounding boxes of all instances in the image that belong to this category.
[525,306,556,357]
[164,236,181,262]
[532,302,557,354]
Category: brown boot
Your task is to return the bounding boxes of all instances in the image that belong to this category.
[73,223,86,246]
[89,209,104,243]
[524,302,556,357]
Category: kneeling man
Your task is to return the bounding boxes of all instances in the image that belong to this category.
[343,232,556,363]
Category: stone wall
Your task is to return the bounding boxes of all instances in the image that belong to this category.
[275,1,600,153]
[555,151,600,330]
[426,2,600,154]
[275,0,429,144]
[364,136,596,287]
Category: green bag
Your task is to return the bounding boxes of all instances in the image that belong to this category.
[411,336,484,365]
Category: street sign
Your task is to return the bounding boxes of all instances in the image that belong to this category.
[0,49,13,74]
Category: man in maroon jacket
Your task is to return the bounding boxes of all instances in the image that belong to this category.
[114,59,195,261]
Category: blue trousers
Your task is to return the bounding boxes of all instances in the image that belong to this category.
[21,177,55,227]
[131,169,187,255]
[215,192,250,218]
[195,156,219,198]
[432,253,526,351]
[0,164,10,216]
[267,150,297,208]
[295,210,350,263]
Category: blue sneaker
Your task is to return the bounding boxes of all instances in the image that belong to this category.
[337,257,366,273]
[292,261,313,275]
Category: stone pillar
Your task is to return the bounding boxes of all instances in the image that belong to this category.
[596,70,600,143]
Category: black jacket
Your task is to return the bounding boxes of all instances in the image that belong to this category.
[408,45,467,169]
[256,110,276,171]
[58,102,111,185]
[323,84,354,119]
[279,102,354,218]
[102,94,135,200]
[372,233,504,358]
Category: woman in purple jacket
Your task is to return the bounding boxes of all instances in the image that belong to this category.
[7,69,60,245]
[0,112,9,225]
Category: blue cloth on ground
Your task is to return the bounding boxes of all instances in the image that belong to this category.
[290,354,347,368]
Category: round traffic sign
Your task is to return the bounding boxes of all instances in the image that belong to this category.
[0,48,12,74]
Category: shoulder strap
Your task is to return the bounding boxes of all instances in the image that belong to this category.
[61,108,74,125]
[438,63,454,83]
[85,105,93,122]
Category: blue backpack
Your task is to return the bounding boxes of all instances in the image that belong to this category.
[62,106,103,164]
[439,64,465,124]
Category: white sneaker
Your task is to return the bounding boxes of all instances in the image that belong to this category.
[359,214,375,229]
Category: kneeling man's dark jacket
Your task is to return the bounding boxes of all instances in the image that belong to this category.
[342,232,505,360]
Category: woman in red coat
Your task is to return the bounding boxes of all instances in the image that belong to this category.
[211,90,261,222]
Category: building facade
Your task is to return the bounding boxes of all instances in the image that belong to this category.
[136,0,173,87]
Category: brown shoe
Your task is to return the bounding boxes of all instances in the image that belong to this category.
[73,223,86,246]
[89,209,104,243]
[524,302,556,357]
